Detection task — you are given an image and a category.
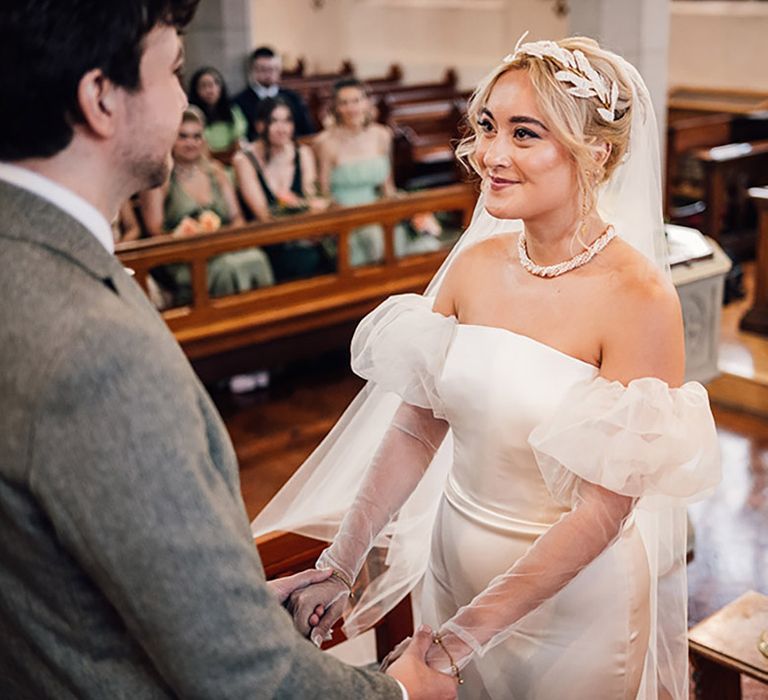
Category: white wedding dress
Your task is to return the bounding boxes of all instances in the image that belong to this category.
[417,323,648,699]
[348,292,720,699]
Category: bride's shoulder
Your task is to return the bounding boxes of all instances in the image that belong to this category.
[598,239,684,384]
[448,232,518,276]
[433,233,517,316]
[603,238,676,307]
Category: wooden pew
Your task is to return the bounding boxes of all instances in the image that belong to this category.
[668,86,768,115]
[388,98,466,189]
[281,60,356,97]
[375,70,460,124]
[300,64,405,130]
[281,57,306,80]
[741,187,768,335]
[692,139,768,244]
[256,531,413,660]
[665,112,732,218]
[116,184,477,381]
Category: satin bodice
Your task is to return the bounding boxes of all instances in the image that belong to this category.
[437,325,598,531]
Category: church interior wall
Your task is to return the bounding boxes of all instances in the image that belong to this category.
[249,0,567,90]
[669,1,768,91]
[250,0,767,94]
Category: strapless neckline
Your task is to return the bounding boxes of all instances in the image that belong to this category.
[455,323,600,371]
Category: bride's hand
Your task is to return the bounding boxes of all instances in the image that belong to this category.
[379,635,411,672]
[287,573,351,645]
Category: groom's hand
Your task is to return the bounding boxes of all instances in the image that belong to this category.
[387,626,458,700]
[287,575,350,644]
[267,568,333,605]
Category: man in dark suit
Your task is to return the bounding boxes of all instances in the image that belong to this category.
[0,2,456,699]
[235,46,317,140]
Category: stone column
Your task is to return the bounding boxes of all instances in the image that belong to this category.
[183,0,253,94]
[568,0,671,148]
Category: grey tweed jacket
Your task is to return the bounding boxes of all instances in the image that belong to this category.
[0,180,400,700]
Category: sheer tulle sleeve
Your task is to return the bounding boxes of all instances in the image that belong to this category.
[282,293,457,640]
[529,376,721,509]
[351,293,457,418]
[429,375,721,696]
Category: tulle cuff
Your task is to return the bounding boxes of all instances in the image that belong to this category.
[351,294,455,418]
[528,376,721,509]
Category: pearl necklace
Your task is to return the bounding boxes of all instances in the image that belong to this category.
[517,225,616,278]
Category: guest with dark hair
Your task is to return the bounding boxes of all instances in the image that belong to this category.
[188,66,247,164]
[234,45,316,140]
[234,97,332,281]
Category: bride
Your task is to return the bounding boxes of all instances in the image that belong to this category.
[251,36,721,699]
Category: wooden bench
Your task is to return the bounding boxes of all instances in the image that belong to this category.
[285,64,404,129]
[689,590,768,699]
[375,72,460,125]
[741,187,768,336]
[665,111,733,218]
[281,60,355,97]
[668,86,768,115]
[693,139,768,244]
[116,184,477,382]
[387,98,466,189]
[256,531,413,660]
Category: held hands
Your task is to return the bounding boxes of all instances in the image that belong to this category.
[386,626,458,700]
[266,568,333,606]
[287,571,351,647]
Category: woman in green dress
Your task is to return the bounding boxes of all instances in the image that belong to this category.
[314,78,442,267]
[140,107,273,304]
[189,67,248,165]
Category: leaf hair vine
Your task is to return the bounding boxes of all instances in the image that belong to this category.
[503,31,619,123]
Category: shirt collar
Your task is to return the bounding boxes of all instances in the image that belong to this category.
[251,82,280,100]
[0,162,115,254]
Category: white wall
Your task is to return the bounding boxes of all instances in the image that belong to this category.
[250,0,568,90]
[669,1,768,91]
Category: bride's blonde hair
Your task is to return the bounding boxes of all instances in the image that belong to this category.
[456,37,634,214]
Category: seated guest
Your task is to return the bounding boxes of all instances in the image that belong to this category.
[315,78,442,267]
[188,66,247,165]
[235,46,315,141]
[234,97,333,281]
[140,107,274,301]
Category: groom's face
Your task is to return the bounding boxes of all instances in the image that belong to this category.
[475,69,579,223]
[116,25,188,190]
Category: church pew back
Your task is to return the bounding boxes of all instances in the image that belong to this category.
[117,184,477,368]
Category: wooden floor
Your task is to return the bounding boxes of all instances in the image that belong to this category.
[213,266,768,697]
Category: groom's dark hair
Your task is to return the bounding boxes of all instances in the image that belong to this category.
[0,0,200,161]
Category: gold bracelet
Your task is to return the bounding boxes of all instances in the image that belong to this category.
[329,569,355,599]
[432,633,464,685]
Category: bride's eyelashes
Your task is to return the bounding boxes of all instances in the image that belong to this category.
[476,118,540,142]
[513,126,540,141]
[477,117,495,134]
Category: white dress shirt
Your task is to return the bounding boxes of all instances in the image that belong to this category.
[0,162,114,254]
[251,82,280,100]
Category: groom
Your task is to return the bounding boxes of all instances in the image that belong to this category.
[0,2,455,699]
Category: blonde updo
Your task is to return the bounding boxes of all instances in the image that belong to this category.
[456,36,633,213]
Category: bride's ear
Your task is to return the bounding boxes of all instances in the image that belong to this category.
[594,141,612,168]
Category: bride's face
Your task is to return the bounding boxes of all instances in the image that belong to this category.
[474,69,579,222]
